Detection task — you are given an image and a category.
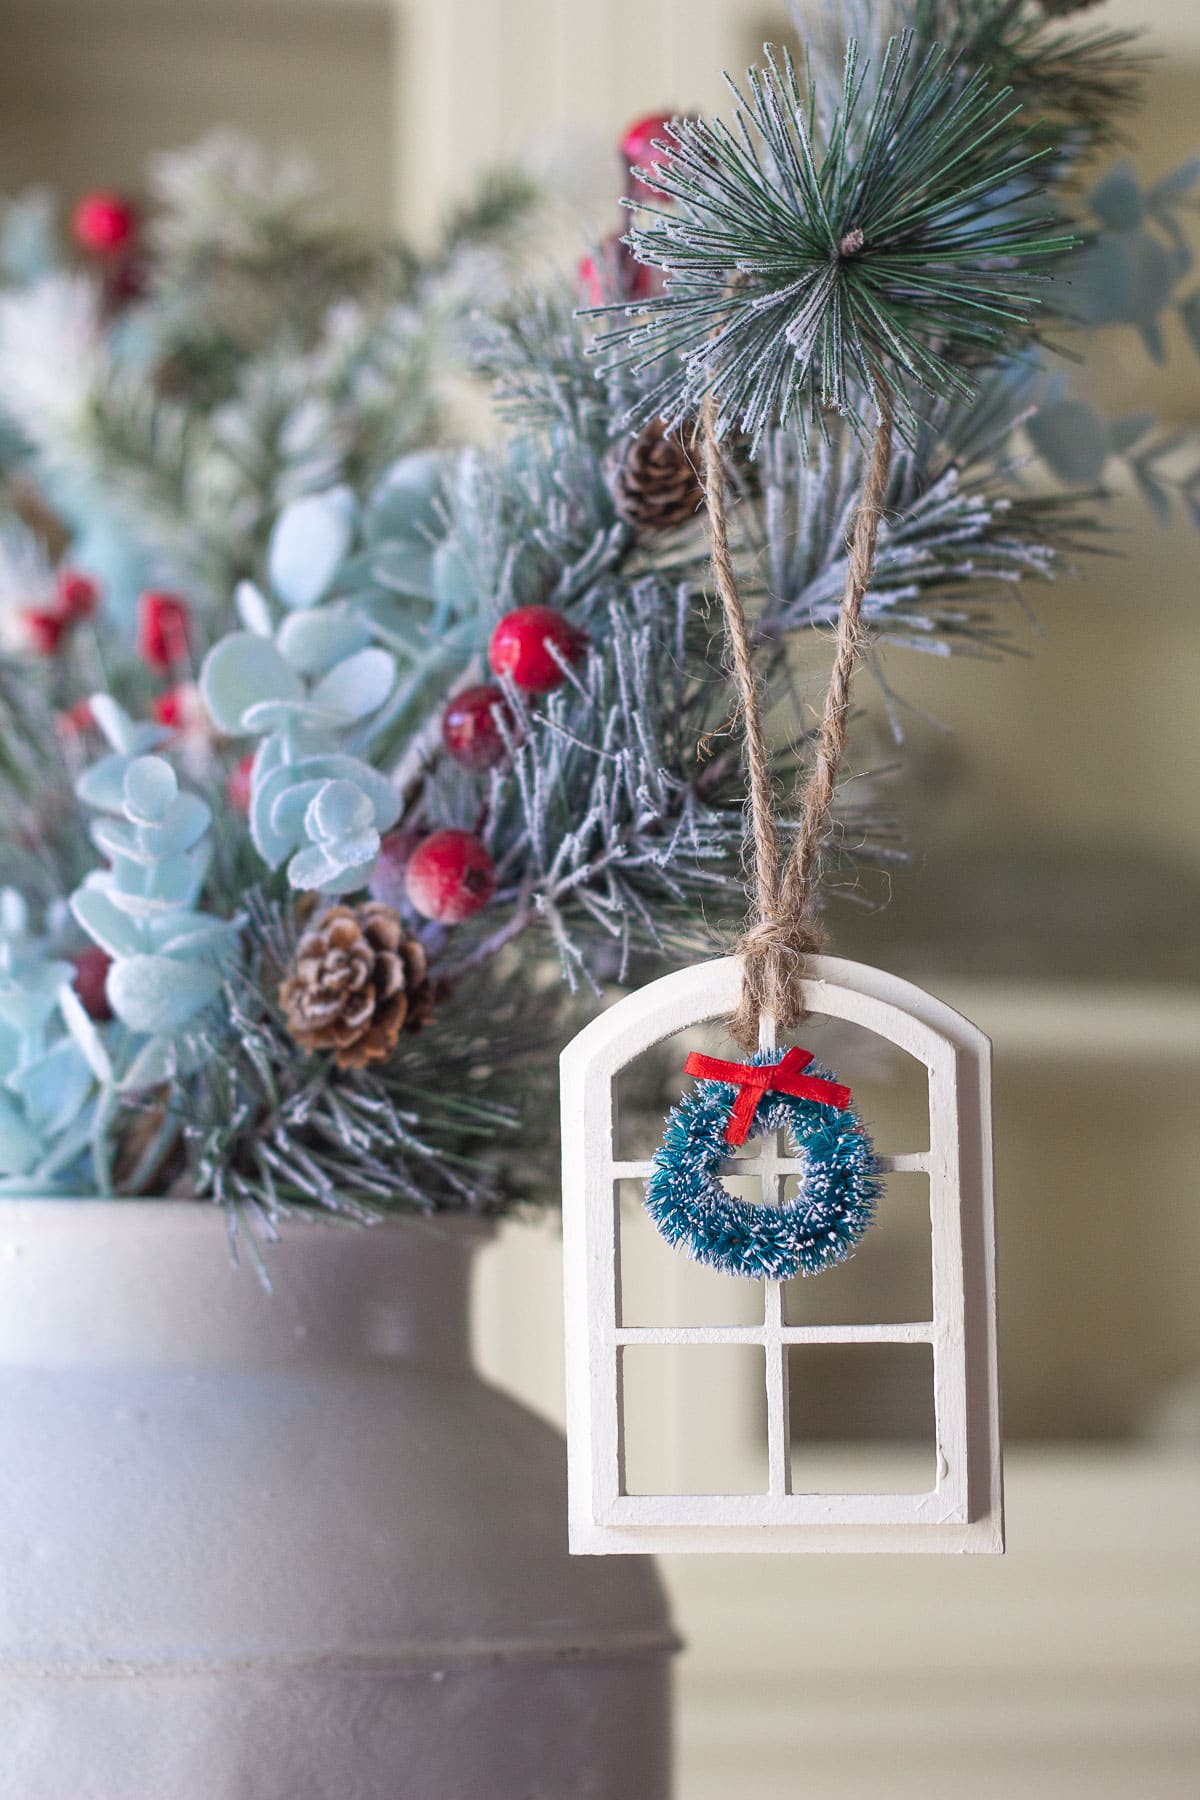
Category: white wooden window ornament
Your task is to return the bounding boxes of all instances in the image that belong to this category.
[559,396,1003,1558]
[560,953,1002,1555]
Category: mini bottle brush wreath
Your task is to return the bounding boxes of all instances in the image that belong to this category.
[646,1047,879,1282]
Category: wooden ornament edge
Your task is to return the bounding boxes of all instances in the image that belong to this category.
[560,954,1003,1557]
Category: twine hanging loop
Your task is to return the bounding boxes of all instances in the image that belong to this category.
[700,394,894,1049]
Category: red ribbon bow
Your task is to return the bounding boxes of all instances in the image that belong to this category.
[683,1045,853,1147]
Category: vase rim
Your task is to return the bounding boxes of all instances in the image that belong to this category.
[0,1196,496,1239]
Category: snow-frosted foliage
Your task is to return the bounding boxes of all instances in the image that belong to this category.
[0,273,105,456]
[0,889,105,1192]
[200,485,406,893]
[70,701,239,1090]
[147,130,319,267]
[0,521,57,654]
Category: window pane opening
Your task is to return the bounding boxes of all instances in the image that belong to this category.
[788,1342,937,1494]
[782,1172,932,1326]
[621,1344,767,1495]
[618,1180,763,1328]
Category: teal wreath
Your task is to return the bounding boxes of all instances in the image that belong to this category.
[645,1051,880,1281]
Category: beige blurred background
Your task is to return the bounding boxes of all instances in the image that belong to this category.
[2,2,1197,1795]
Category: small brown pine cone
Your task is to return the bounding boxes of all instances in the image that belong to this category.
[606,417,705,534]
[279,900,433,1070]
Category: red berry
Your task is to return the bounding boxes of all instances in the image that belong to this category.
[137,591,191,671]
[488,606,583,694]
[57,698,96,739]
[577,234,660,306]
[22,609,67,655]
[71,946,113,1022]
[56,569,99,622]
[71,191,137,256]
[442,684,515,772]
[577,253,604,308]
[405,829,497,924]
[153,690,180,729]
[225,753,255,816]
[620,112,675,192]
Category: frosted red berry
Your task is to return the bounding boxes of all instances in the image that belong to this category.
[57,698,96,739]
[405,830,497,923]
[620,112,675,191]
[225,753,255,816]
[488,606,582,694]
[71,946,113,1021]
[22,609,67,655]
[137,591,191,671]
[578,234,659,305]
[577,253,604,308]
[71,191,137,256]
[442,684,514,772]
[56,570,99,621]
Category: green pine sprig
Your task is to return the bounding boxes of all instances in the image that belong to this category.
[912,1,1145,161]
[598,33,1076,446]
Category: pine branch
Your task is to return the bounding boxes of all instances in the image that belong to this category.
[911,1,1146,162]
[755,373,1104,657]
[598,34,1075,446]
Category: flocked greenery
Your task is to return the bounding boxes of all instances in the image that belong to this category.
[0,3,1196,1232]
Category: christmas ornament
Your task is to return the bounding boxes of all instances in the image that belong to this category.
[442,683,514,771]
[71,191,137,256]
[280,900,432,1070]
[137,591,191,671]
[488,605,583,694]
[606,417,704,534]
[404,829,496,922]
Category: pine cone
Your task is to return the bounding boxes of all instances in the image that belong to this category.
[606,418,704,534]
[280,901,433,1070]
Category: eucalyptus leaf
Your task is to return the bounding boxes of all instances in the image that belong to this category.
[201,633,305,735]
[306,779,376,841]
[364,449,451,543]
[267,484,357,610]
[58,984,113,1084]
[308,646,397,723]
[277,605,372,678]
[236,579,274,637]
[0,1089,42,1176]
[8,1037,94,1136]
[123,756,178,825]
[107,954,223,1034]
[70,886,144,959]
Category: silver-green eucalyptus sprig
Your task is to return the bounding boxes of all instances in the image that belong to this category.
[69,699,240,1093]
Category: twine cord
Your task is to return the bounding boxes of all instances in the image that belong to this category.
[700,394,894,1047]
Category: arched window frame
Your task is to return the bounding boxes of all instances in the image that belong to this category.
[561,954,1003,1555]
